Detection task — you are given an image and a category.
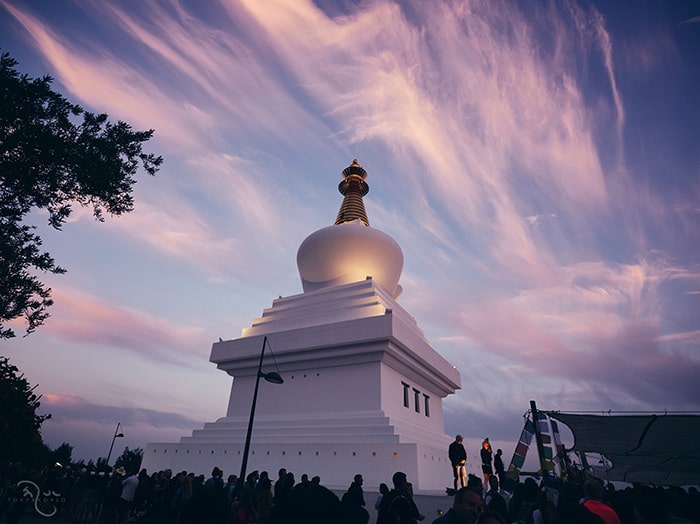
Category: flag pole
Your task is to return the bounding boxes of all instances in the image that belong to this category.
[530,400,549,480]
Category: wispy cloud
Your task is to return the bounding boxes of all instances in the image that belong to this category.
[3,0,698,461]
[44,287,209,363]
[4,3,215,152]
[678,16,700,28]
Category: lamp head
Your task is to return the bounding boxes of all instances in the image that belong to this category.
[116,433,124,438]
[260,371,284,384]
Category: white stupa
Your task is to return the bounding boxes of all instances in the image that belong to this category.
[142,160,461,494]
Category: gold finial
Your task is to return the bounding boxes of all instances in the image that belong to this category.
[335,160,370,226]
[342,159,368,180]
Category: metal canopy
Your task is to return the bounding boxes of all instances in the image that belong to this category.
[545,412,700,486]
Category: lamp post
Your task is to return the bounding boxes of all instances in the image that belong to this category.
[106,422,124,466]
[239,336,284,483]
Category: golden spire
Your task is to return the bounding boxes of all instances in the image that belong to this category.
[335,159,370,226]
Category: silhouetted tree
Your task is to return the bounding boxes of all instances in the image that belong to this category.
[51,442,73,466]
[0,356,51,467]
[0,51,162,338]
[114,446,143,473]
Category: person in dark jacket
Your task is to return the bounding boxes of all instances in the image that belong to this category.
[378,472,424,524]
[493,449,506,492]
[341,474,368,524]
[449,435,468,491]
[480,439,493,487]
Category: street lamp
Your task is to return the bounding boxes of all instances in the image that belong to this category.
[239,336,284,483]
[106,422,124,466]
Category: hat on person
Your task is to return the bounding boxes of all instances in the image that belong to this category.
[456,434,463,441]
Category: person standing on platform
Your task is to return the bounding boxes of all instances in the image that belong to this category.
[480,438,493,487]
[493,449,505,492]
[449,435,468,492]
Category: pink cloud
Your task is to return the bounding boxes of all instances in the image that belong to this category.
[427,252,700,409]
[44,287,208,361]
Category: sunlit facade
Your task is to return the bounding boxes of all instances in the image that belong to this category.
[143,161,461,493]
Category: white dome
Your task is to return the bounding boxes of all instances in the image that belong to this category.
[297,219,403,298]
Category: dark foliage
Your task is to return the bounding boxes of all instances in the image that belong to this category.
[114,446,144,474]
[0,51,162,338]
[0,356,51,466]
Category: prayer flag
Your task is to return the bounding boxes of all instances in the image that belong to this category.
[511,453,525,469]
[504,417,537,496]
[522,420,535,445]
[515,441,528,457]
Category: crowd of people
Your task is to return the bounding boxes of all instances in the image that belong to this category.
[436,470,699,524]
[1,463,371,524]
[1,451,699,524]
[444,434,699,524]
[1,463,433,524]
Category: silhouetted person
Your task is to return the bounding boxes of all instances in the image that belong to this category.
[582,479,621,524]
[342,474,369,524]
[467,474,483,493]
[405,483,425,523]
[274,468,287,505]
[271,472,295,521]
[378,472,424,524]
[282,478,342,524]
[102,467,124,524]
[375,482,390,512]
[133,468,152,514]
[225,474,239,511]
[232,482,256,524]
[200,466,226,523]
[484,476,508,523]
[508,477,538,524]
[493,449,505,492]
[297,473,310,487]
[255,472,273,524]
[432,486,484,524]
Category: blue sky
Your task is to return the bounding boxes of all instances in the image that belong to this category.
[2,0,699,468]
